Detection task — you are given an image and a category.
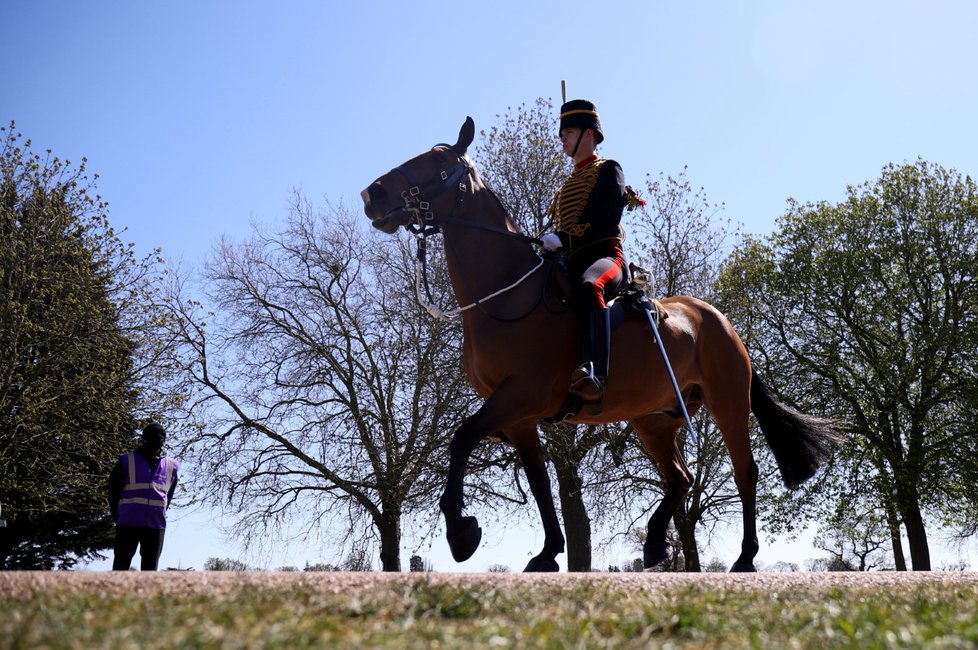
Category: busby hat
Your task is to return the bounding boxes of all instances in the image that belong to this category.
[559,99,604,144]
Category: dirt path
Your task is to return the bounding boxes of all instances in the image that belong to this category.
[3,569,978,598]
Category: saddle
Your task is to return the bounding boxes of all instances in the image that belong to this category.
[543,258,667,423]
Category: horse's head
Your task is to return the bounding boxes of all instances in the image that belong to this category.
[362,117,476,234]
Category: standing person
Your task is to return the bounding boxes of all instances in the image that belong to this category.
[540,99,641,405]
[108,422,179,571]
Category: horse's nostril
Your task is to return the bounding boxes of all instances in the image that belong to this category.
[368,182,387,203]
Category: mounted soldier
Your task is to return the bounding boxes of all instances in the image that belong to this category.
[541,99,642,406]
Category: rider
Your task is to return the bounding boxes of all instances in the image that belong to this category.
[541,99,640,405]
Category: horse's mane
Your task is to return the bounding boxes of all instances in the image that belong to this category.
[467,157,531,237]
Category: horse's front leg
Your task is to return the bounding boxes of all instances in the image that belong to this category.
[507,422,564,572]
[438,414,489,562]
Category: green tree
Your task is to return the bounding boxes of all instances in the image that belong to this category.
[716,160,978,570]
[814,507,893,571]
[204,557,250,571]
[0,122,170,569]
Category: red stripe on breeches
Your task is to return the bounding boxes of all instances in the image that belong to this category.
[579,253,624,309]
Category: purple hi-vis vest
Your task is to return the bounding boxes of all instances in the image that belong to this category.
[116,452,178,529]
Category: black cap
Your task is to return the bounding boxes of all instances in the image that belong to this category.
[142,422,166,441]
[559,99,604,144]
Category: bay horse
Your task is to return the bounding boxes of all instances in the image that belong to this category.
[361,117,842,572]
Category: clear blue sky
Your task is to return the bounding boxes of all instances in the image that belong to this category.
[4,1,977,571]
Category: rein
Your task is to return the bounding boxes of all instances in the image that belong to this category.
[394,145,547,321]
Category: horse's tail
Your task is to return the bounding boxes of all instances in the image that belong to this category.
[750,367,845,489]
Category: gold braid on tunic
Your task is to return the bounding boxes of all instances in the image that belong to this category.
[549,159,606,238]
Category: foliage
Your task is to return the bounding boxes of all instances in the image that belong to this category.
[0,122,172,569]
[716,159,978,570]
[814,506,894,572]
[204,557,250,571]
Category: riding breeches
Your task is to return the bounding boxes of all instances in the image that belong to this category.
[573,253,625,311]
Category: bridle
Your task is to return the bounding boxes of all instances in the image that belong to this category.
[387,145,548,321]
[389,144,472,237]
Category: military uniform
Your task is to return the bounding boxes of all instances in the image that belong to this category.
[547,100,632,403]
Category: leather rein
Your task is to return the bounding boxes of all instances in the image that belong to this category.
[390,145,550,321]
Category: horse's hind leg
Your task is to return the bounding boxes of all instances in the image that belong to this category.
[506,421,564,572]
[631,415,692,569]
[708,393,760,572]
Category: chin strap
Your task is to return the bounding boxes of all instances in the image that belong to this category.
[570,129,585,158]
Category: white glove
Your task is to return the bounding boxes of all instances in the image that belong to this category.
[540,233,562,252]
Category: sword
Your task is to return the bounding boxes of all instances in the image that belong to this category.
[639,296,699,446]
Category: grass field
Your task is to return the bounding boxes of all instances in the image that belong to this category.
[3,571,977,648]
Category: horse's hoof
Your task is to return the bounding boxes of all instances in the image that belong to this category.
[730,559,757,573]
[447,516,482,562]
[523,555,559,572]
[643,542,669,569]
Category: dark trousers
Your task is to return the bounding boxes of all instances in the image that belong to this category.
[113,525,166,571]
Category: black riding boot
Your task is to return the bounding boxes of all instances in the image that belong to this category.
[570,307,611,402]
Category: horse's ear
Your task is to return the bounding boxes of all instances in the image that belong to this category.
[453,117,475,155]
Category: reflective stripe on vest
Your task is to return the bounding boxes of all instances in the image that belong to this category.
[117,452,175,528]
[122,452,174,495]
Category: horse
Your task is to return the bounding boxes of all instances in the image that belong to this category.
[361,117,842,572]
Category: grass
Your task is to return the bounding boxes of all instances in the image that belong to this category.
[2,572,977,648]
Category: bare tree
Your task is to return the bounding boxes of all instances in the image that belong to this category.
[167,197,478,571]
[597,169,746,571]
[474,99,604,570]
[473,97,571,236]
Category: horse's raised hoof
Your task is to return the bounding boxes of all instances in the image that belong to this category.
[730,559,757,573]
[643,541,670,570]
[447,516,482,562]
[523,555,559,573]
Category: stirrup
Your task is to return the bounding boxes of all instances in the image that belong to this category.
[569,363,605,402]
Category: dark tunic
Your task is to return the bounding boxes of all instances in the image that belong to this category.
[549,156,628,308]
[550,157,626,271]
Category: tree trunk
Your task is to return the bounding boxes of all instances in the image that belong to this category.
[673,506,701,572]
[553,458,592,571]
[901,501,931,571]
[377,510,402,572]
[885,503,907,571]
